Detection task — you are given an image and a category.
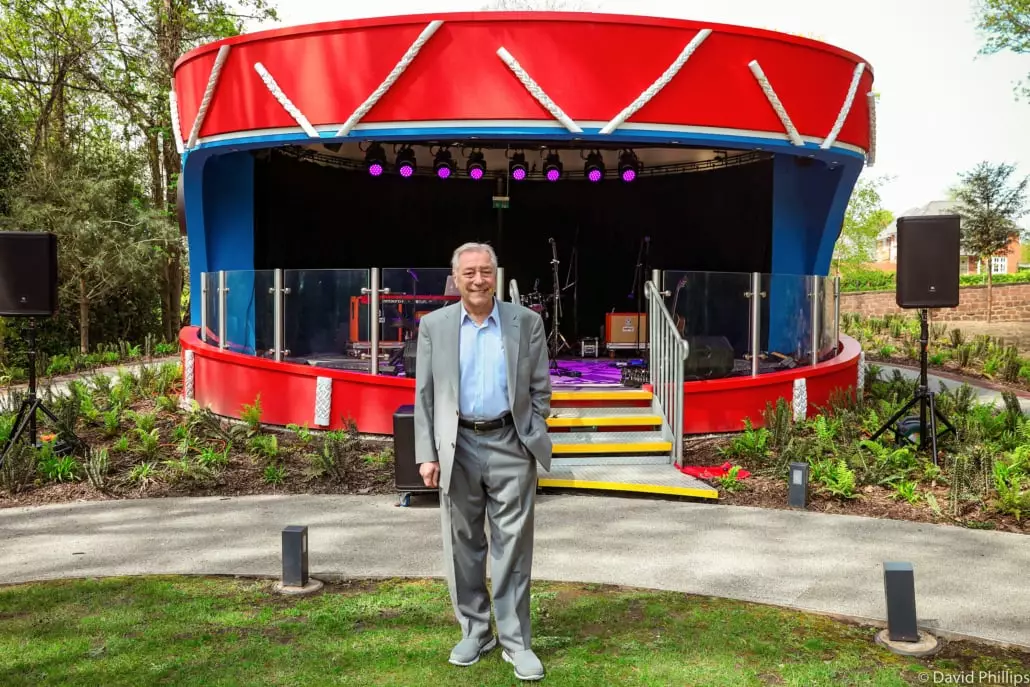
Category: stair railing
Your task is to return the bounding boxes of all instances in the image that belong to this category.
[645,280,688,466]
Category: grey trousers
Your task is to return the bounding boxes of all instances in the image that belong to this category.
[440,422,537,653]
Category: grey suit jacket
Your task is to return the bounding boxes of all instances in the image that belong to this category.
[413,299,553,493]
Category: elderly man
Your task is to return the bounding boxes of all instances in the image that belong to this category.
[414,242,552,681]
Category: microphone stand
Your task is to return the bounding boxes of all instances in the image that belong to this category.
[630,236,649,354]
[547,238,577,377]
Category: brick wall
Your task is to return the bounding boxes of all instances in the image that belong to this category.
[840,283,1030,322]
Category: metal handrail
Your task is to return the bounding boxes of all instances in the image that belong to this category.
[645,280,688,467]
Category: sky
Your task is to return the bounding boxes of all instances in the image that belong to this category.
[248,0,1030,225]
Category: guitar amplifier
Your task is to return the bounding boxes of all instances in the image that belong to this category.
[605,313,647,346]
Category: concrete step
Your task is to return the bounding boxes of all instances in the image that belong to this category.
[538,463,718,499]
[550,430,671,455]
[547,406,663,429]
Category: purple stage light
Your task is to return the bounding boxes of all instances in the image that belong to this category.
[400,164,414,178]
[546,168,561,182]
[437,166,452,179]
[512,167,527,181]
[469,167,484,180]
[622,168,636,182]
[368,163,384,177]
[588,169,603,182]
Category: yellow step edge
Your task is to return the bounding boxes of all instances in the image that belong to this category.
[551,389,652,402]
[552,442,673,455]
[547,416,663,428]
[537,478,719,499]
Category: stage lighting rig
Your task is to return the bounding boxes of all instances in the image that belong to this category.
[584,149,605,182]
[618,149,641,182]
[465,150,486,180]
[362,142,387,177]
[543,150,563,182]
[432,147,456,179]
[395,145,417,178]
[509,151,528,181]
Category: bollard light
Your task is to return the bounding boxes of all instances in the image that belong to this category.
[282,525,309,588]
[883,562,919,642]
[788,462,809,508]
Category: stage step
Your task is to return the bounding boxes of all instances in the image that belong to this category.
[550,454,672,467]
[538,464,718,499]
[547,406,663,428]
[551,388,652,403]
[550,430,672,455]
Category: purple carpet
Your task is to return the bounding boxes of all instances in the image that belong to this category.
[549,358,628,385]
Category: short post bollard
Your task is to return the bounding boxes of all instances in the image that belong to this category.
[874,561,938,656]
[274,525,323,596]
[787,462,808,509]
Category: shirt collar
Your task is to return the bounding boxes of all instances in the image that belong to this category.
[460,298,500,326]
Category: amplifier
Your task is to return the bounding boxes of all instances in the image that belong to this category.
[605,313,647,345]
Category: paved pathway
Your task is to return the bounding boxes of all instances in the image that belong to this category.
[1,494,1027,648]
[0,356,178,412]
[877,362,1030,413]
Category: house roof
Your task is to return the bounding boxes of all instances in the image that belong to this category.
[877,199,959,240]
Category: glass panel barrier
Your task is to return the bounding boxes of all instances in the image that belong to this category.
[379,268,460,347]
[662,271,753,379]
[283,269,370,371]
[762,273,815,367]
[819,276,837,360]
[202,271,219,345]
[222,270,274,356]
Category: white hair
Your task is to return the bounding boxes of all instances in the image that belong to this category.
[451,242,498,272]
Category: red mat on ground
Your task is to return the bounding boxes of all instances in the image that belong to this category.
[677,462,751,480]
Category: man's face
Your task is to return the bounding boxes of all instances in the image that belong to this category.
[454,250,496,310]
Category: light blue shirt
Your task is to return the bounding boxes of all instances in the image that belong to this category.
[458,299,510,420]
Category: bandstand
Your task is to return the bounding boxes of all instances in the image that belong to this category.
[172,11,871,497]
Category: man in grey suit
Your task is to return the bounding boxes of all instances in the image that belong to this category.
[414,242,552,681]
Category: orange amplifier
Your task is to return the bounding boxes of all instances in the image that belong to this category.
[605,312,647,346]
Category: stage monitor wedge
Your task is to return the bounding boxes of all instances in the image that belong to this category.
[0,231,58,317]
[895,214,960,309]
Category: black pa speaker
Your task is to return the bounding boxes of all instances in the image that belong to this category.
[896,215,960,309]
[0,232,58,317]
[683,335,735,380]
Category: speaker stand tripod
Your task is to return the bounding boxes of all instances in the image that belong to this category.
[870,309,954,464]
[0,318,83,467]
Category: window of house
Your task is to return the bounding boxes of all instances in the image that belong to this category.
[992,256,1007,274]
[959,258,969,275]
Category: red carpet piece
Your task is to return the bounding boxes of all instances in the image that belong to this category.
[677,462,751,480]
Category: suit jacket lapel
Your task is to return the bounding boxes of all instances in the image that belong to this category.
[499,301,520,407]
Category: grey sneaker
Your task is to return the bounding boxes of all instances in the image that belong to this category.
[502,649,545,681]
[448,634,497,666]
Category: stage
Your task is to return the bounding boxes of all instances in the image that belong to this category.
[171,10,875,495]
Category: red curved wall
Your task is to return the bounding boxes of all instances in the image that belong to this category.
[181,327,861,435]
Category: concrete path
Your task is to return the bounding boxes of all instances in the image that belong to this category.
[2,494,1027,648]
[0,356,179,412]
[877,362,1030,413]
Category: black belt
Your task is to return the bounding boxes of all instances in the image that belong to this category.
[458,413,514,432]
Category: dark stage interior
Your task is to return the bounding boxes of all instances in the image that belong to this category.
[252,148,774,366]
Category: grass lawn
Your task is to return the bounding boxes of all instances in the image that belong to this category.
[1,577,1027,686]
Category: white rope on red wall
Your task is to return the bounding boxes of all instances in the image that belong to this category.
[866,91,877,166]
[169,86,185,155]
[821,62,866,150]
[748,59,804,147]
[254,62,321,139]
[600,28,713,135]
[335,20,445,137]
[186,45,231,149]
[497,46,583,134]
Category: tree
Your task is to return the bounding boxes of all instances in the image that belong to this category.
[973,0,1030,101]
[952,161,1029,322]
[833,175,894,275]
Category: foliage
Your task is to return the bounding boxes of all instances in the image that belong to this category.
[974,0,1030,101]
[833,175,894,272]
[840,268,1030,292]
[952,161,1030,322]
